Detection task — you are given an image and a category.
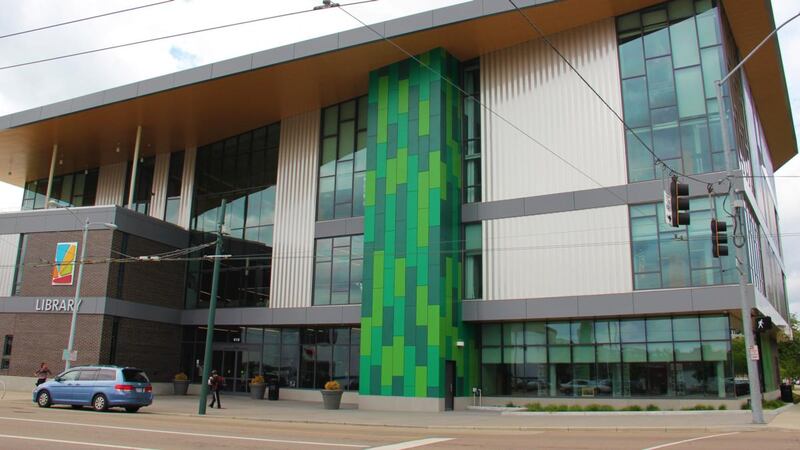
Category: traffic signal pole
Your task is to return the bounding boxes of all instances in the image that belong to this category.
[716,81,763,424]
[198,199,227,415]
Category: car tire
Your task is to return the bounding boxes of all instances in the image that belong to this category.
[92,394,108,412]
[71,405,83,410]
[36,390,51,408]
[124,407,140,413]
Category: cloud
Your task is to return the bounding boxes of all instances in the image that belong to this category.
[169,45,199,69]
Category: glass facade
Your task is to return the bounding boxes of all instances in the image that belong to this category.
[480,315,735,398]
[126,156,155,214]
[630,197,742,290]
[22,169,98,210]
[11,234,28,296]
[464,223,482,299]
[164,151,184,224]
[618,0,735,182]
[462,60,481,203]
[180,326,359,392]
[313,235,363,305]
[186,122,280,309]
[1,335,11,370]
[317,96,368,220]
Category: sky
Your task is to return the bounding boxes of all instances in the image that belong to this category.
[0,0,798,315]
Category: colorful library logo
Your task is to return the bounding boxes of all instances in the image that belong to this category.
[52,242,78,286]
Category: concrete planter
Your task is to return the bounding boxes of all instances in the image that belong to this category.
[321,390,343,409]
[250,383,266,400]
[173,380,190,395]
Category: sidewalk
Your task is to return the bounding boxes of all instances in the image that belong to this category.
[4,390,797,431]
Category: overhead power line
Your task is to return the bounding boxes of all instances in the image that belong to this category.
[0,0,175,40]
[0,0,377,71]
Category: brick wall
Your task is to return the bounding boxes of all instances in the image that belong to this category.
[111,317,182,382]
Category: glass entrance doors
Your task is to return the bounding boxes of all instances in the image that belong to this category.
[212,343,260,393]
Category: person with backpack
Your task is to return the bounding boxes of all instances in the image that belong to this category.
[208,370,224,408]
[33,362,52,387]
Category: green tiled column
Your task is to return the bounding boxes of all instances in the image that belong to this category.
[361,48,475,398]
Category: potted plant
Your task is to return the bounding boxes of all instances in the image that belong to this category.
[250,375,266,400]
[321,380,343,410]
[173,372,190,395]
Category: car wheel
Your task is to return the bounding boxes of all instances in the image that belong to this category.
[36,390,51,408]
[124,407,140,413]
[92,394,108,412]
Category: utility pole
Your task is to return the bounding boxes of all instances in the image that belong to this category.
[198,199,227,415]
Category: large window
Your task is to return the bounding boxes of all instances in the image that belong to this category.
[630,197,740,290]
[462,60,481,203]
[313,235,363,305]
[186,122,280,309]
[11,234,28,296]
[618,0,734,182]
[1,335,11,370]
[22,169,99,210]
[317,96,367,220]
[126,156,155,215]
[464,223,482,299]
[480,315,734,398]
[164,151,184,224]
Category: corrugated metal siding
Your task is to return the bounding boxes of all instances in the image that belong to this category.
[96,162,127,206]
[482,18,626,201]
[0,234,20,296]
[270,111,319,308]
[484,206,632,300]
[150,153,170,220]
[178,147,196,229]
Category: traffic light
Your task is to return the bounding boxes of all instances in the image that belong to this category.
[711,219,728,257]
[666,176,690,227]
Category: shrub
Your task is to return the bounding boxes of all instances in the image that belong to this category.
[324,380,341,391]
[505,401,516,407]
[620,405,643,411]
[585,404,615,412]
[646,404,660,411]
[718,405,727,410]
[525,402,543,411]
[174,372,189,381]
[250,375,265,384]
[543,404,569,412]
[568,405,584,412]
[681,404,715,411]
[742,399,787,410]
[793,393,800,404]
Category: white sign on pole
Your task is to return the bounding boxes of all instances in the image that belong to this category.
[62,349,77,362]
[749,345,760,361]
[664,191,673,226]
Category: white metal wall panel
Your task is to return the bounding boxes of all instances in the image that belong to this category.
[484,206,632,300]
[150,153,170,220]
[270,111,320,309]
[95,162,127,206]
[482,18,626,201]
[178,147,196,229]
[0,234,20,296]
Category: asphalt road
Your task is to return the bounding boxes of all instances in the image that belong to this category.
[0,403,799,449]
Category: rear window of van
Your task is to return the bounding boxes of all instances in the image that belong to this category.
[122,369,149,383]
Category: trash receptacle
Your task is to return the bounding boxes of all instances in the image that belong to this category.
[780,383,793,403]
[267,383,279,401]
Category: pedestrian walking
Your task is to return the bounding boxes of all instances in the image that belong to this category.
[208,370,225,408]
[34,362,52,386]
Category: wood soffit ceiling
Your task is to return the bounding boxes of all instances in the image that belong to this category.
[0,0,794,186]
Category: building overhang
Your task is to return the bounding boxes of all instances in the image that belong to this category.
[0,0,793,186]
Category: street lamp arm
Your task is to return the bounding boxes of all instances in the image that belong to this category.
[718,10,800,86]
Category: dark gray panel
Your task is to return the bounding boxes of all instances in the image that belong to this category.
[252,45,296,69]
[315,218,367,238]
[339,23,385,48]
[70,92,105,113]
[633,289,692,314]
[573,186,628,210]
[524,192,575,216]
[306,306,344,324]
[477,299,526,321]
[345,217,365,235]
[461,203,481,223]
[341,305,361,324]
[626,179,664,204]
[0,216,19,234]
[41,100,73,120]
[10,108,42,127]
[482,0,514,15]
[113,207,189,248]
[212,55,253,78]
[691,285,745,311]
[476,198,525,220]
[526,297,579,319]
[271,308,307,325]
[104,298,181,323]
[294,36,339,59]
[0,114,10,130]
[173,65,213,87]
[462,300,479,321]
[432,2,484,26]
[180,309,209,325]
[385,11,434,37]
[138,74,176,96]
[577,293,634,317]
[103,84,139,105]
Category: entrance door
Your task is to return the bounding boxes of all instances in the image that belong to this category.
[445,360,456,411]
[212,343,260,393]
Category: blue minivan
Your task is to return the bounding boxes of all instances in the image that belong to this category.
[33,365,153,412]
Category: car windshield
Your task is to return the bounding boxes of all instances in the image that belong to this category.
[122,369,149,383]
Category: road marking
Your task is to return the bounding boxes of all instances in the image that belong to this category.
[0,416,367,448]
[0,433,156,449]
[367,437,454,450]
[641,432,740,450]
